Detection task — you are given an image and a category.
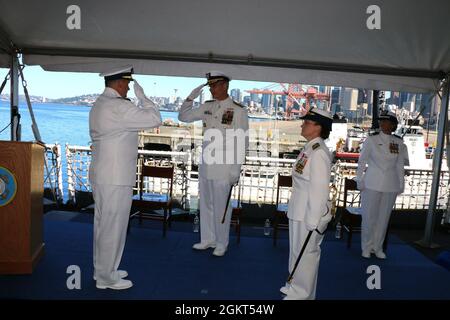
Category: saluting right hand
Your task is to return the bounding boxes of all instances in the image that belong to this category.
[133,80,147,102]
[134,80,156,108]
[187,84,205,101]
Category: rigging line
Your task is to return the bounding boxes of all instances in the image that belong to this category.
[0,70,10,95]
[18,63,43,143]
[0,121,11,134]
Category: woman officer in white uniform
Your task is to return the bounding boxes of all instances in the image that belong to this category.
[356,110,408,259]
[280,108,333,300]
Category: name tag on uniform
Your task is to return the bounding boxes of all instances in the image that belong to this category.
[389,142,399,154]
[221,108,234,125]
[295,153,308,174]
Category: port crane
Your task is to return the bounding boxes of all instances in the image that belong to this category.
[246,84,330,119]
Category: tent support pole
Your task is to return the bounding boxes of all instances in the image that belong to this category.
[416,76,449,248]
[372,90,380,130]
[10,52,20,141]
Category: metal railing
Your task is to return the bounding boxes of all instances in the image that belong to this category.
[44,143,63,204]
[65,145,192,208]
[240,157,295,205]
[65,144,92,204]
[332,161,450,210]
[62,145,450,211]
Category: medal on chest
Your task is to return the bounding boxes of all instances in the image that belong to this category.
[295,153,308,174]
[221,108,234,125]
[389,142,399,154]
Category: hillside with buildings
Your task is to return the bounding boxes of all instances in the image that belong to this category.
[1,86,441,131]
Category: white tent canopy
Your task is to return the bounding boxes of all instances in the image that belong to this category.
[0,0,449,92]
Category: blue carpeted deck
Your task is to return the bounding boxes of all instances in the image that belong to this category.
[0,211,449,300]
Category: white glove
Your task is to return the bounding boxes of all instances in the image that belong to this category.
[305,221,316,232]
[133,80,146,101]
[187,84,205,101]
[316,206,333,234]
[134,80,154,106]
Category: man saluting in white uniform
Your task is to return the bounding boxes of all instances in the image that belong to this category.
[178,71,249,257]
[89,66,161,289]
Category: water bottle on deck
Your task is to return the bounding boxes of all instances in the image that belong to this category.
[193,215,200,233]
[264,219,271,236]
[335,222,342,239]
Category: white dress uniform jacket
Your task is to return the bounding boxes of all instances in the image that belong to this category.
[283,137,332,300]
[178,96,249,183]
[288,137,332,229]
[356,132,408,193]
[89,87,162,186]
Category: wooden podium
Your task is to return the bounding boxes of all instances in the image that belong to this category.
[0,141,45,274]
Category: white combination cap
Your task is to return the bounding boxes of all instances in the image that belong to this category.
[205,70,231,85]
[300,107,333,131]
[377,110,398,124]
[100,65,134,81]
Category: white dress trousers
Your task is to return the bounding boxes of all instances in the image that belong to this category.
[92,184,133,284]
[284,220,325,300]
[199,177,233,250]
[361,189,397,253]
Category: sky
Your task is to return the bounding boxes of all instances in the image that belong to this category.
[0,66,276,100]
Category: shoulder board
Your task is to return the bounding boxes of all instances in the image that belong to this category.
[116,97,131,101]
[393,134,403,140]
[312,143,320,150]
[369,131,379,136]
[232,100,246,108]
[205,99,215,103]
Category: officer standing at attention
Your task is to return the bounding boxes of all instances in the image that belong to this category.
[356,110,408,259]
[89,66,161,289]
[178,71,249,257]
[280,108,333,300]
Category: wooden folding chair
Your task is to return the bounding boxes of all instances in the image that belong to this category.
[272,174,292,246]
[129,164,174,237]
